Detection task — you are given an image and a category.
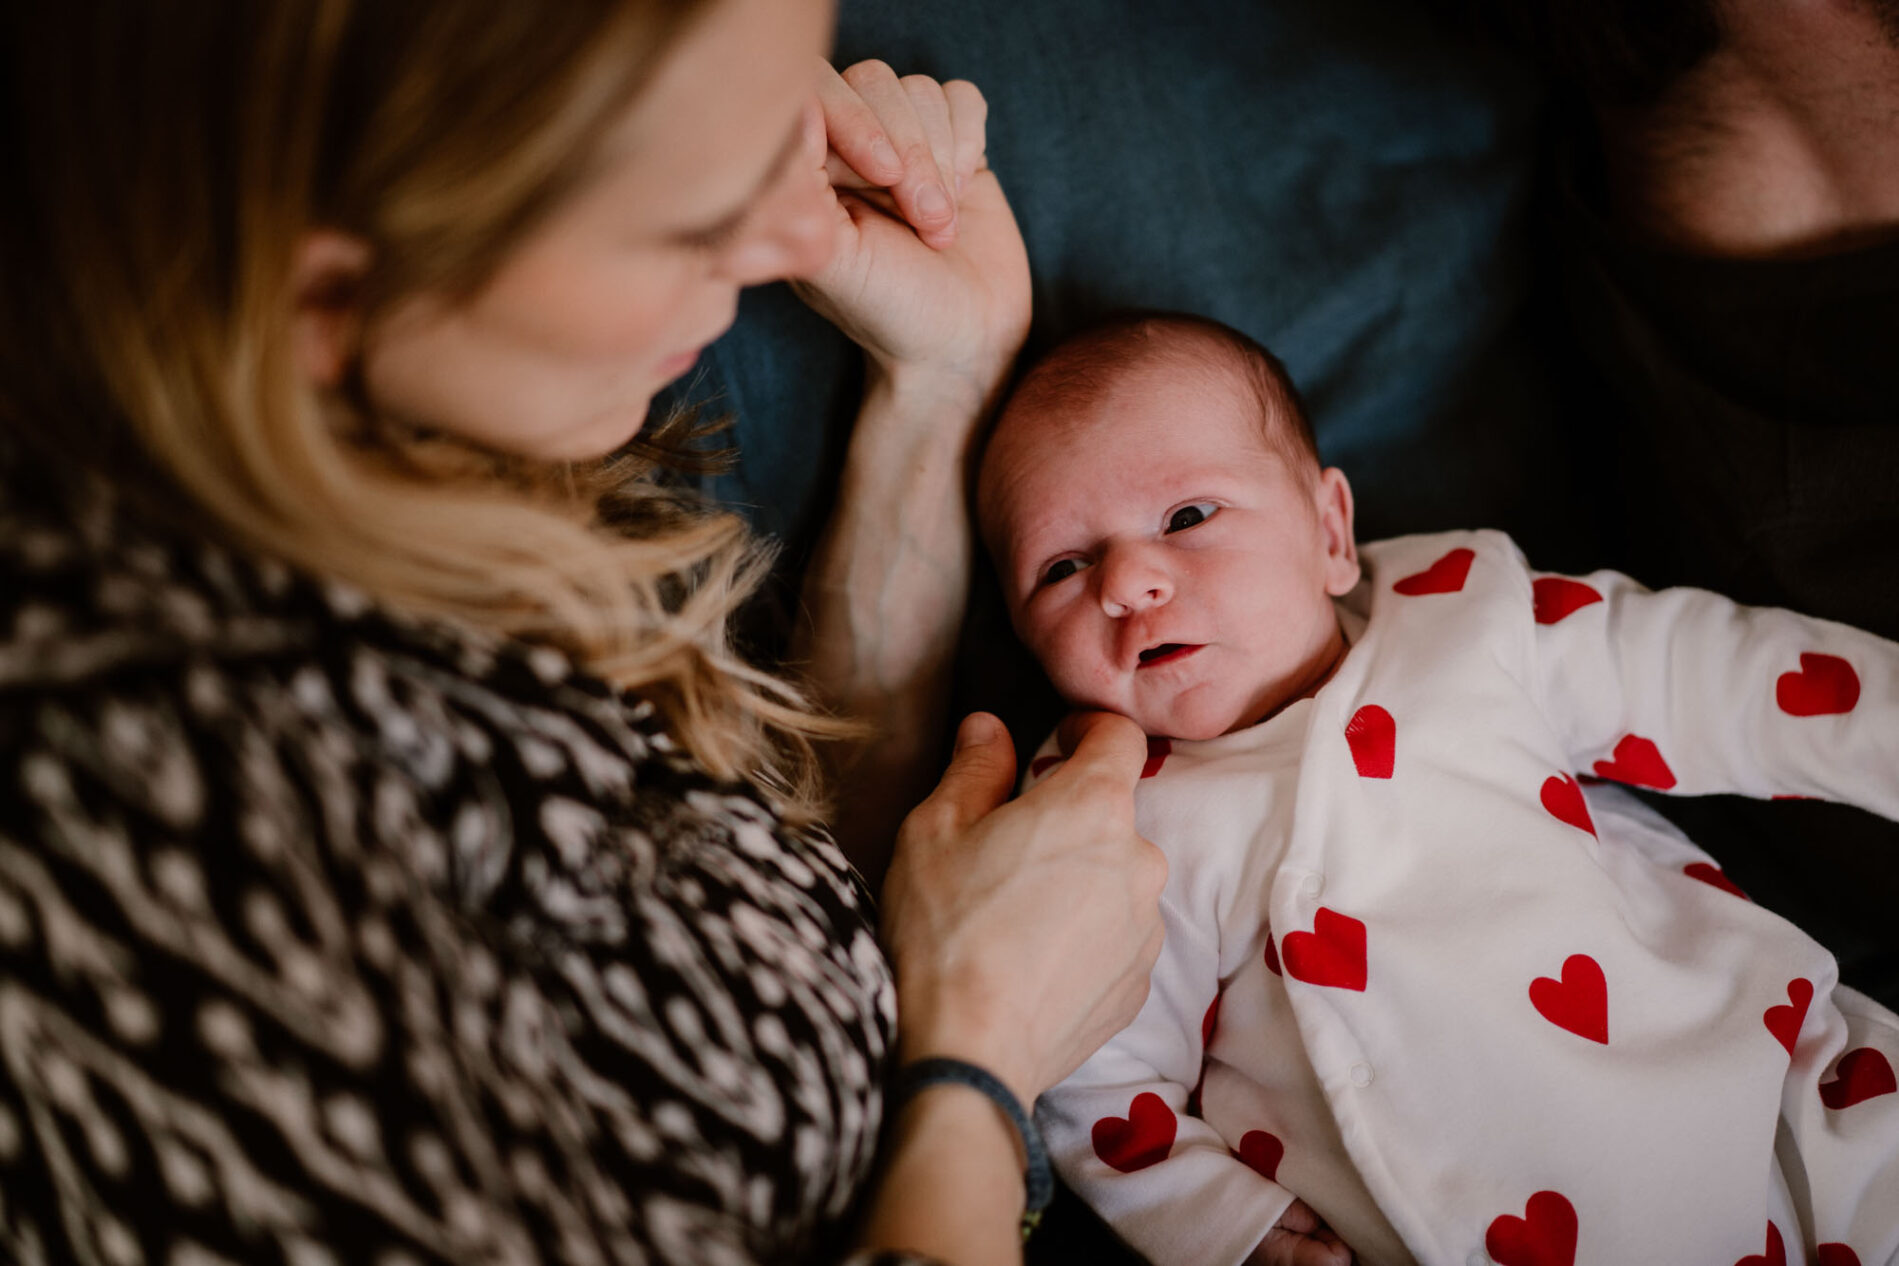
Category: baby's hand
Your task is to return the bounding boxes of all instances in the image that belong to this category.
[1248,1198,1355,1266]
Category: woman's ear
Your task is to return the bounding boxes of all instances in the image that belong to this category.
[1315,466,1361,596]
[290,230,371,388]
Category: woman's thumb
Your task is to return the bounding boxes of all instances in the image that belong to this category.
[927,712,1018,826]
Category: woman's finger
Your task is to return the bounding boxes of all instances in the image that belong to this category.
[1053,709,1148,777]
[838,58,957,244]
[942,78,989,194]
[900,74,959,200]
[814,58,901,187]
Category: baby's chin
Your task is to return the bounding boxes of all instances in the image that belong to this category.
[1130,697,1275,742]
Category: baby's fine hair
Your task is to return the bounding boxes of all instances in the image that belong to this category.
[1001,310,1322,473]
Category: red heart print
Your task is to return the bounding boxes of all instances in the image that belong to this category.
[1263,930,1282,976]
[1392,547,1475,596]
[1540,774,1596,836]
[1590,734,1677,791]
[1817,1245,1862,1266]
[1763,979,1813,1056]
[1091,1092,1177,1172]
[1141,737,1171,779]
[1237,1130,1284,1182]
[1684,863,1749,900]
[1201,993,1221,1048]
[1735,1221,1786,1266]
[1530,954,1608,1044]
[1280,908,1367,992]
[1532,577,1603,625]
[1820,1047,1897,1110]
[1485,1190,1577,1266]
[1776,652,1861,716]
[1029,755,1062,779]
[1345,705,1395,778]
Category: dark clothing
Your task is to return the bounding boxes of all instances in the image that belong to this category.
[1554,149,1899,1006]
[0,445,920,1265]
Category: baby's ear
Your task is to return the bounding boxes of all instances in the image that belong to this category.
[1315,467,1360,596]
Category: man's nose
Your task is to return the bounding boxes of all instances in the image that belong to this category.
[1098,545,1173,618]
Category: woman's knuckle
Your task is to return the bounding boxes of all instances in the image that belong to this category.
[841,58,895,88]
[945,79,988,116]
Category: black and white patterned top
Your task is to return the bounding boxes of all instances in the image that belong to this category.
[0,447,932,1265]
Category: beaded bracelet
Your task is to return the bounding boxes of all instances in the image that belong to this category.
[893,1056,1054,1240]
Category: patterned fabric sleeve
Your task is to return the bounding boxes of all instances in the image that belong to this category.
[0,650,928,1265]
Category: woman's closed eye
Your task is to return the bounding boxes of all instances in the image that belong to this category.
[1165,502,1218,533]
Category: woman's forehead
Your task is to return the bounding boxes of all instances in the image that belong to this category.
[590,0,831,218]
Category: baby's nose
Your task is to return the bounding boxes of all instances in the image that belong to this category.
[1098,550,1173,617]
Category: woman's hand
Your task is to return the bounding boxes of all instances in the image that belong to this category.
[793,60,1031,407]
[880,711,1168,1105]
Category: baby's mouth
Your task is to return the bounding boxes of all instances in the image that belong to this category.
[1137,643,1200,668]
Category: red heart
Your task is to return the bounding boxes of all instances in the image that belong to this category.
[1735,1221,1786,1266]
[1237,1130,1284,1182]
[1817,1245,1862,1266]
[1820,1047,1897,1110]
[1684,863,1749,900]
[1201,993,1221,1047]
[1141,737,1171,779]
[1485,1190,1577,1266]
[1532,577,1602,625]
[1540,774,1596,836]
[1091,1092,1177,1173]
[1590,734,1677,791]
[1392,547,1475,596]
[1763,979,1813,1056]
[1776,652,1861,716]
[1029,755,1062,779]
[1345,705,1395,778]
[1263,930,1282,976]
[1529,954,1608,1044]
[1280,908,1367,992]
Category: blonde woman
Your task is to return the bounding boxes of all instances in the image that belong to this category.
[0,2,1165,1264]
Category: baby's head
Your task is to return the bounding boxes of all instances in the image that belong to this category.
[978,312,1360,740]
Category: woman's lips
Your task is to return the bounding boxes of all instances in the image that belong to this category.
[1136,643,1203,669]
[656,347,703,379]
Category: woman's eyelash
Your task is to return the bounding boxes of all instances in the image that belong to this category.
[679,214,746,252]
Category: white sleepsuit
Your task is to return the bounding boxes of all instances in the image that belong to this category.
[1029,531,1899,1266]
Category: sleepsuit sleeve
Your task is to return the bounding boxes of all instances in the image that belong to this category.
[1522,557,1899,821]
[1034,887,1297,1266]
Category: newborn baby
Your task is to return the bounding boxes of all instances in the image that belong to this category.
[976,313,1899,1266]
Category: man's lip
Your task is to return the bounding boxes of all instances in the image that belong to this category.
[1135,643,1203,669]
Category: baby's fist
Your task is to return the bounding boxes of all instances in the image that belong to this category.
[1248,1198,1354,1266]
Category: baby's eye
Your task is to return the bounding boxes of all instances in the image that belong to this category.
[1040,558,1086,587]
[1165,502,1218,533]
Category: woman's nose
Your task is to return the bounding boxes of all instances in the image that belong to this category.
[1098,547,1173,618]
[717,150,837,285]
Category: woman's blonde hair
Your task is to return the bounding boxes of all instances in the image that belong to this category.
[0,1,839,817]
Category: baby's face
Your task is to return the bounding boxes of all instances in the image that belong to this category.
[981,358,1359,740]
